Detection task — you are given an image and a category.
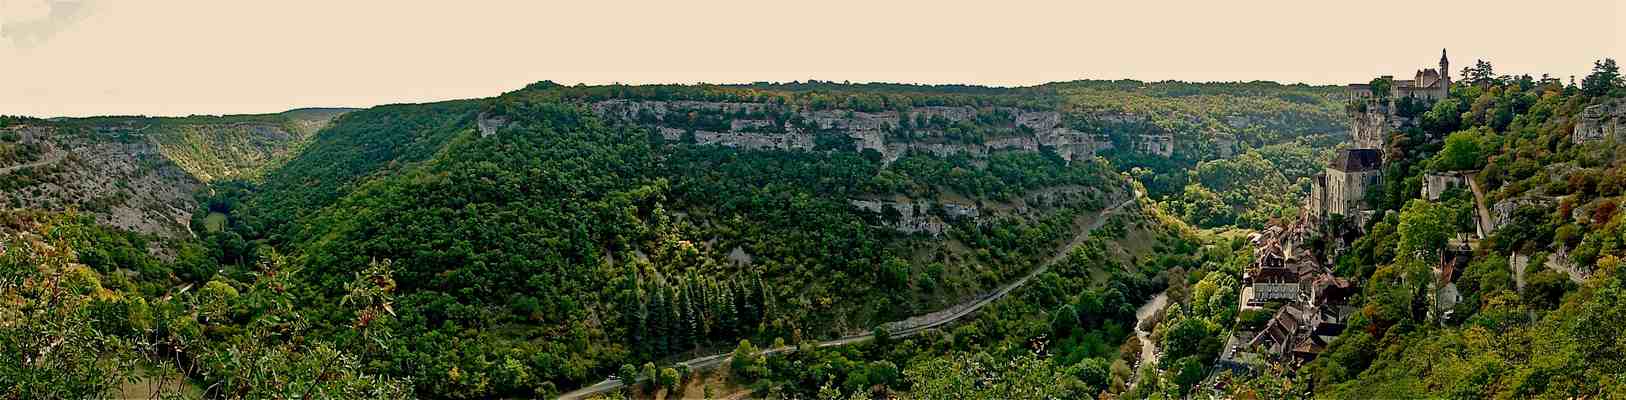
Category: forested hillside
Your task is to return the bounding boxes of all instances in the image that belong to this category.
[4,79,1358,399]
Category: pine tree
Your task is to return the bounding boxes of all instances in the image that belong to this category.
[624,266,648,354]
[671,284,691,351]
[683,281,702,348]
[696,276,714,338]
[736,279,761,333]
[719,287,738,337]
[755,274,775,324]
[648,279,670,355]
[666,284,686,352]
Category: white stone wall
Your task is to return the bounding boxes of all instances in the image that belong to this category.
[1422,172,1467,201]
[1254,282,1299,301]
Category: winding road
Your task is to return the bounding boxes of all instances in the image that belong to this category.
[557,189,1143,400]
[1466,171,1493,240]
[0,152,64,176]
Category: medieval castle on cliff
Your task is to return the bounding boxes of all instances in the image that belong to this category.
[1307,49,1452,227]
[1229,50,1459,370]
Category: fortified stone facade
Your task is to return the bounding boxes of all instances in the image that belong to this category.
[1346,49,1452,102]
[1308,149,1383,225]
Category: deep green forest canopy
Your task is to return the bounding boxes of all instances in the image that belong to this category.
[3,78,1364,399]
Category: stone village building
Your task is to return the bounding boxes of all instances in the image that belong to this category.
[1422,171,1470,201]
[1308,148,1384,227]
[1224,220,1356,370]
[1345,49,1452,102]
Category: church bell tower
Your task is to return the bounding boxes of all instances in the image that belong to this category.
[1439,48,1450,86]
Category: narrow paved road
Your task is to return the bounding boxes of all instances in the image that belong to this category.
[1466,172,1493,239]
[557,189,1142,400]
[0,152,64,176]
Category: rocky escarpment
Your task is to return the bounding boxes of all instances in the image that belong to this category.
[849,185,1105,236]
[0,109,350,241]
[588,100,1122,163]
[0,124,201,241]
[1573,99,1623,144]
[849,199,978,237]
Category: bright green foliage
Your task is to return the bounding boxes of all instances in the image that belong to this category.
[657,367,680,392]
[1582,58,1622,97]
[0,233,133,399]
[1396,199,1456,262]
[904,352,1088,399]
[0,212,415,399]
[1433,128,1488,171]
[731,339,765,380]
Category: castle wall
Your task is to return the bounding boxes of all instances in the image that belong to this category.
[1325,168,1380,219]
[1308,174,1327,222]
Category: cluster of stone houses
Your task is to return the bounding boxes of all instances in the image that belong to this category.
[1226,222,1356,367]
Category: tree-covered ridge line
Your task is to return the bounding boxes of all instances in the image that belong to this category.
[495,80,1347,233]
[508,79,1344,148]
[0,76,1393,399]
[47,108,354,182]
[170,89,1162,398]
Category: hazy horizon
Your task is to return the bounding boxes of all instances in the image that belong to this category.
[3,0,1619,118]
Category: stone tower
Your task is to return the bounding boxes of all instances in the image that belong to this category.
[1439,49,1450,87]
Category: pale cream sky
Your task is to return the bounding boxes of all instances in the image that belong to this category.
[1,0,1620,117]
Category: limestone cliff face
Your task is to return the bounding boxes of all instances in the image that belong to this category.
[1349,101,1402,150]
[587,100,1120,163]
[1573,100,1623,144]
[847,185,1101,236]
[0,109,350,241]
[1491,196,1554,231]
[848,199,962,236]
[0,124,201,240]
